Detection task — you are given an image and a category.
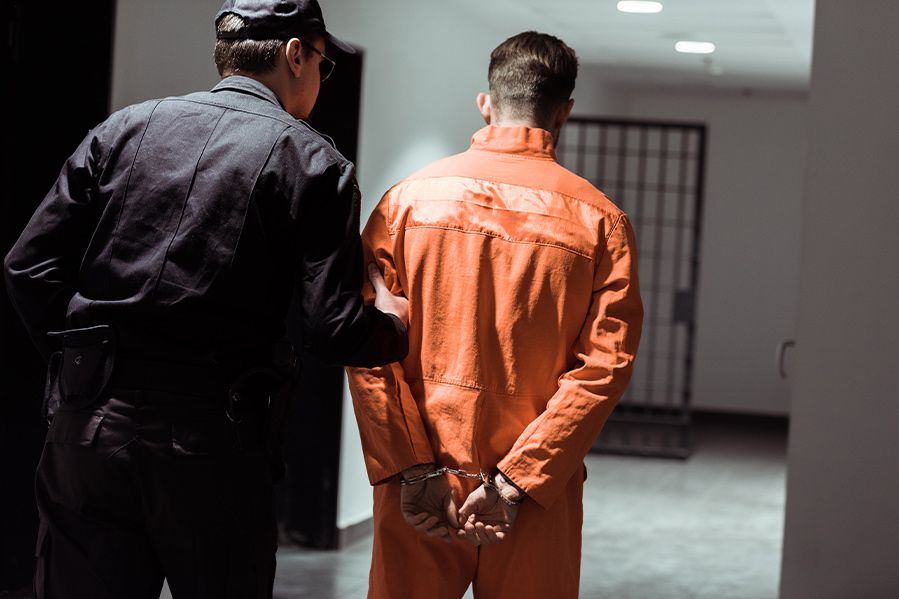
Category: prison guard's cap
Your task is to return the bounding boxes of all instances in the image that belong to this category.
[215,0,355,53]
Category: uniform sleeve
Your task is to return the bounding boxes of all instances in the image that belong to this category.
[346,194,435,485]
[3,130,105,359]
[296,160,408,367]
[497,214,643,509]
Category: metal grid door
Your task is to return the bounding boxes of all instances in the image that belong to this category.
[556,117,706,458]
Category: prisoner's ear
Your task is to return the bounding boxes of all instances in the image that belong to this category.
[476,92,493,125]
[555,98,575,131]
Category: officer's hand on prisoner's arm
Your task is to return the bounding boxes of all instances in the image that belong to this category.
[400,464,460,543]
[368,263,410,327]
[456,473,523,546]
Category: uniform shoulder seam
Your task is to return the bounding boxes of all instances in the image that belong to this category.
[159,96,349,167]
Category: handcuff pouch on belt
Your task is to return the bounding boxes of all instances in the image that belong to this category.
[44,325,117,422]
[226,339,299,482]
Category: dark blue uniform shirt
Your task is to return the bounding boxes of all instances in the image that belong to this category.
[4,76,407,368]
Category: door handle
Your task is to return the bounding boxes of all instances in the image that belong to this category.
[776,340,796,380]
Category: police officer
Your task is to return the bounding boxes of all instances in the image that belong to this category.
[3,1,408,597]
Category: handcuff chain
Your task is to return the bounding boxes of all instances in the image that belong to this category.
[399,467,448,486]
[400,467,523,505]
[400,466,484,486]
[443,467,486,480]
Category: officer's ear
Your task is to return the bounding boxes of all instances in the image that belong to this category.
[285,38,304,78]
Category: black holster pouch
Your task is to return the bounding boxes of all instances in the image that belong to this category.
[228,339,299,482]
[44,325,116,421]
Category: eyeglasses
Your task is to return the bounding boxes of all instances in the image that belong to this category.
[300,40,336,82]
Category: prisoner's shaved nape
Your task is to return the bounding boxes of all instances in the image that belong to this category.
[487,31,578,126]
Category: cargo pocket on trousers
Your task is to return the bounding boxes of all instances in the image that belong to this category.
[45,409,105,446]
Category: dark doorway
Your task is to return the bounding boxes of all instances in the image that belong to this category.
[1,0,115,591]
[277,46,365,550]
[557,117,707,459]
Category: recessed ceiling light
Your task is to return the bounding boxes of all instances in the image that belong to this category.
[675,41,716,54]
[617,1,664,14]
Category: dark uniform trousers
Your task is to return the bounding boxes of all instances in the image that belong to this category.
[34,388,276,599]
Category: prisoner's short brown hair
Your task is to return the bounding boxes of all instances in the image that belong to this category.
[214,14,289,76]
[488,31,579,124]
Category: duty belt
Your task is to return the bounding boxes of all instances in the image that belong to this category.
[109,358,227,399]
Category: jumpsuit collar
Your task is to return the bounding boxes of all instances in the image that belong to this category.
[211,76,285,109]
[469,125,557,161]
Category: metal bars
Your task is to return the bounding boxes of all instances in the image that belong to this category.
[557,117,707,458]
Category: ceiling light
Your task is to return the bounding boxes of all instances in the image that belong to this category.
[617,1,664,14]
[675,41,716,54]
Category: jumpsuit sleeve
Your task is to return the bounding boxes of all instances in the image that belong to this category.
[346,194,435,485]
[497,214,643,509]
[296,160,409,367]
[3,130,105,359]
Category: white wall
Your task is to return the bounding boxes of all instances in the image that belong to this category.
[571,66,628,118]
[780,0,899,595]
[111,0,223,110]
[617,90,809,415]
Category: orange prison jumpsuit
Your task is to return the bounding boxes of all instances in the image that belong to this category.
[347,125,643,599]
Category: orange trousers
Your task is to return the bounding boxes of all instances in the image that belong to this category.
[367,467,585,599]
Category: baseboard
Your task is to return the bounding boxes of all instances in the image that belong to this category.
[691,408,789,430]
[337,517,373,548]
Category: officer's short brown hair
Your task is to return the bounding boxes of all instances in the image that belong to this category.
[488,31,579,124]
[214,14,312,76]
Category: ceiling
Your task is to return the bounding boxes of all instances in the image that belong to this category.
[453,0,816,93]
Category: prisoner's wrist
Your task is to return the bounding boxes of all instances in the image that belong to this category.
[494,472,525,504]
[401,463,437,480]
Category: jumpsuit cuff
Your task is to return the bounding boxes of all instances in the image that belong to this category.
[495,458,554,510]
[368,458,437,487]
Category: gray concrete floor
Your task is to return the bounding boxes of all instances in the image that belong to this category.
[163,416,787,598]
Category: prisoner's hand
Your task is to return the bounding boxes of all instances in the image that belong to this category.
[456,479,521,546]
[400,466,460,543]
[368,263,410,327]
